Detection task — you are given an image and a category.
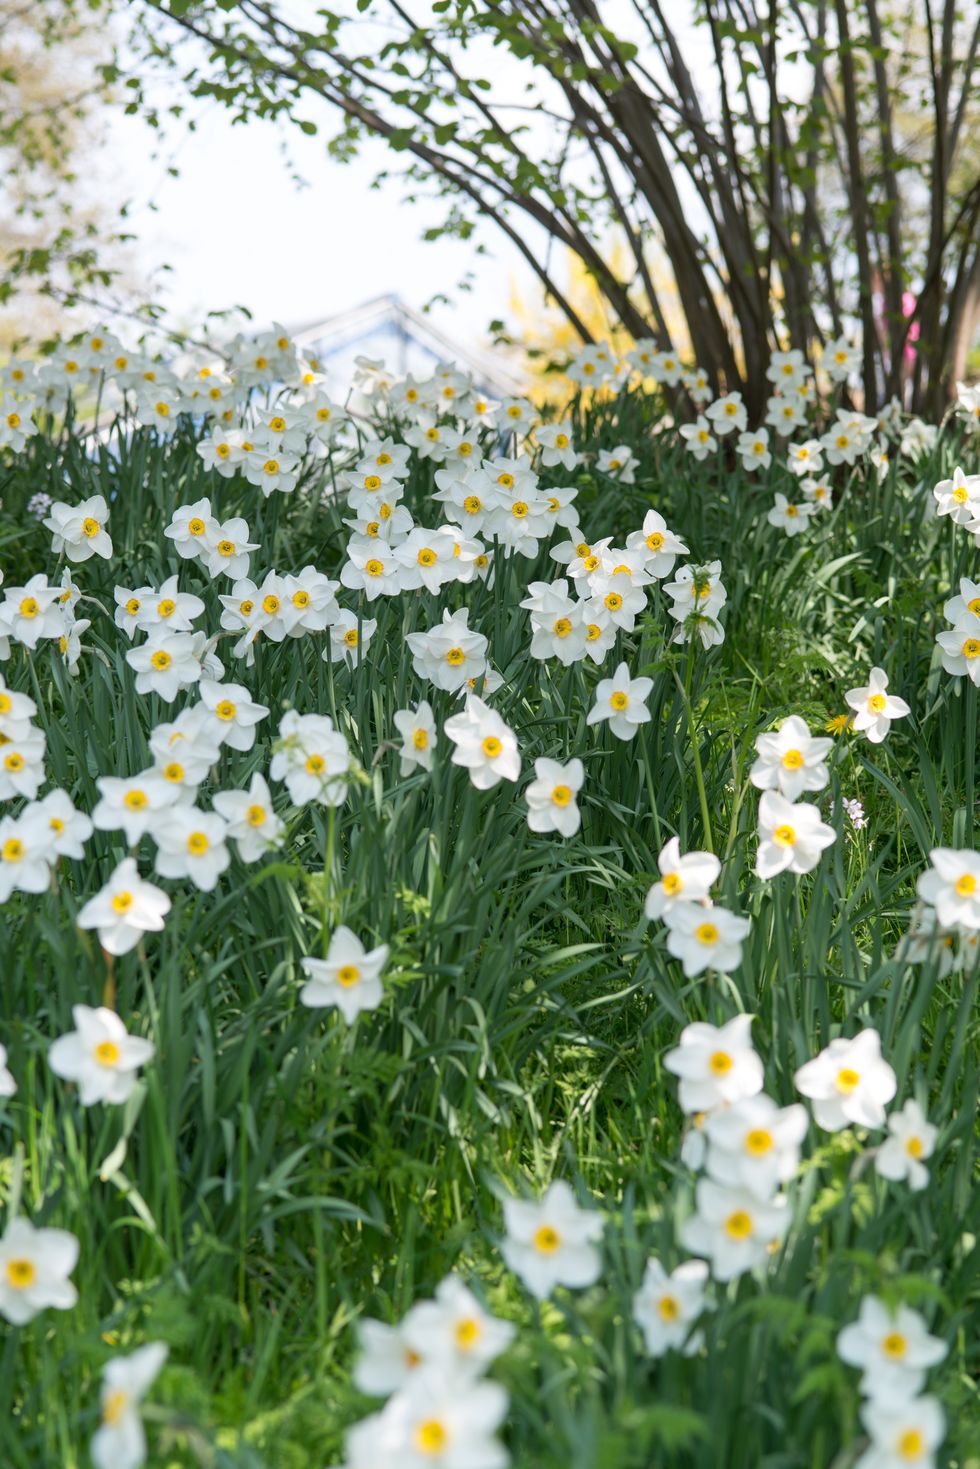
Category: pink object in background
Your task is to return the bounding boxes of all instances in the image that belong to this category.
[903,290,920,367]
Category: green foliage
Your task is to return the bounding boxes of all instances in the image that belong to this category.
[0,376,978,1465]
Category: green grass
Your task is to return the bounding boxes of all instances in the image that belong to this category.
[0,379,978,1467]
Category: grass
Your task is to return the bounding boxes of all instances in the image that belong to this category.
[0,374,978,1467]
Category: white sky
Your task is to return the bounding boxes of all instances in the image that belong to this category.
[108,94,538,346]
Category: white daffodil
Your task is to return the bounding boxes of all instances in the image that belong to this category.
[644,837,720,920]
[755,790,836,878]
[48,1005,154,1106]
[42,495,113,562]
[838,1296,947,1399]
[633,1258,712,1357]
[354,1315,427,1397]
[844,667,910,744]
[875,1100,937,1192]
[393,702,438,774]
[625,509,688,578]
[680,1179,788,1281]
[300,925,390,1023]
[0,808,56,902]
[932,466,980,525]
[664,901,751,977]
[767,493,814,536]
[270,710,349,807]
[586,660,653,741]
[213,774,284,863]
[152,807,230,892]
[524,757,584,837]
[91,1341,169,1469]
[0,1042,16,1097]
[855,1394,945,1469]
[703,1094,808,1199]
[198,677,270,751]
[444,696,521,790]
[350,1368,510,1469]
[793,1028,897,1131]
[501,1180,602,1299]
[325,610,377,667]
[163,498,219,559]
[916,847,980,930]
[92,772,180,846]
[0,1216,79,1325]
[403,1276,516,1378]
[936,616,980,684]
[663,1014,763,1113]
[749,714,833,800]
[77,857,172,955]
[406,607,489,693]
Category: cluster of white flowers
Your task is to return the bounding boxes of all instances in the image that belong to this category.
[341,1275,513,1469]
[837,1296,947,1469]
[644,837,749,977]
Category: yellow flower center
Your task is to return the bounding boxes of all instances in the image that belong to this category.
[240,600,254,616]
[963,639,980,658]
[4,752,23,771]
[555,433,569,448]
[604,592,623,612]
[19,597,38,619]
[586,624,601,642]
[111,891,133,913]
[364,559,384,578]
[745,1129,774,1156]
[123,790,148,810]
[455,1317,482,1349]
[662,872,682,896]
[1,839,24,863]
[187,831,210,855]
[772,823,796,848]
[709,1049,732,1073]
[217,539,235,556]
[658,1294,680,1322]
[868,693,887,712]
[305,754,325,775]
[263,595,281,614]
[49,817,64,834]
[785,505,799,518]
[417,548,437,567]
[511,501,528,518]
[446,647,465,666]
[724,1210,753,1239]
[157,599,176,618]
[898,1430,924,1460]
[343,629,358,647]
[415,1420,449,1455]
[497,472,514,489]
[533,1224,561,1254]
[782,748,804,769]
[155,401,170,417]
[94,1040,121,1067]
[215,700,237,721]
[82,517,100,538]
[610,690,629,711]
[882,1331,907,1359]
[553,617,572,638]
[150,650,172,671]
[336,964,361,988]
[836,1067,860,1093]
[412,728,429,750]
[646,532,664,550]
[955,873,977,896]
[696,923,720,946]
[551,784,572,807]
[6,1258,36,1289]
[482,736,503,758]
[263,460,280,475]
[906,1136,923,1158]
[163,762,184,783]
[246,805,266,827]
[292,590,310,608]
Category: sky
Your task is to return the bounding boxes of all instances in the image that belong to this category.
[108,90,538,349]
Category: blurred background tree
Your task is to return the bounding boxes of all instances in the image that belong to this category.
[0,0,128,343]
[3,1,978,412]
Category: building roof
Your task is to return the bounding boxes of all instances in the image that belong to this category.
[290,293,526,399]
